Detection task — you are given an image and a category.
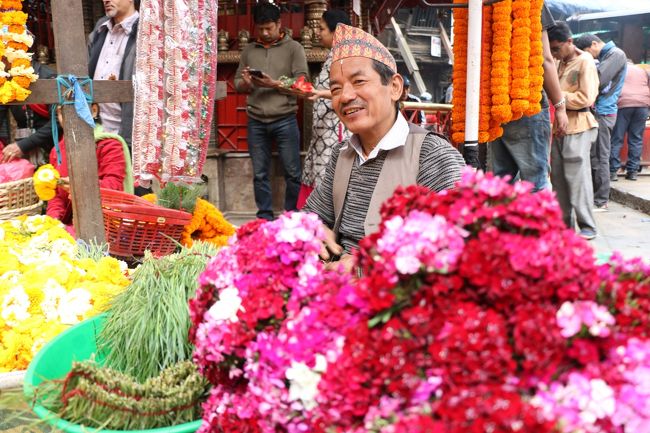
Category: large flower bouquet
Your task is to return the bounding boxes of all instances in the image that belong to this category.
[0,215,130,372]
[190,169,650,432]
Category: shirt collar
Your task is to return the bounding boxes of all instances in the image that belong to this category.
[342,113,409,165]
[101,11,139,35]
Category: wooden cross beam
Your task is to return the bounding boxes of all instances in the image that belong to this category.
[8,0,227,243]
[9,0,133,242]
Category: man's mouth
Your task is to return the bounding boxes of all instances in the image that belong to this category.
[342,107,364,116]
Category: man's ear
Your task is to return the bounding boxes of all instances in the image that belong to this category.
[390,74,404,102]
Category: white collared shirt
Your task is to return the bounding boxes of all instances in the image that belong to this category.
[94,12,139,133]
[342,113,409,165]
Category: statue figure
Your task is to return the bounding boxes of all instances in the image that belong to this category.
[217,29,229,51]
[301,26,313,50]
[36,45,50,64]
[238,29,250,51]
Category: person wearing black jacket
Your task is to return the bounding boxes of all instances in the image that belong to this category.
[1,61,56,163]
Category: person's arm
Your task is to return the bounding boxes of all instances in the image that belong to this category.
[16,119,53,155]
[96,139,127,190]
[291,42,309,80]
[303,142,344,262]
[417,133,465,191]
[565,60,599,110]
[542,29,568,136]
[46,187,70,221]
[308,89,332,101]
[234,51,253,93]
[597,49,627,92]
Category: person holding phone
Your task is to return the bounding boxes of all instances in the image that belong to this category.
[234,1,309,221]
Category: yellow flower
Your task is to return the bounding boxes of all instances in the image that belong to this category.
[33,164,60,201]
[141,193,158,204]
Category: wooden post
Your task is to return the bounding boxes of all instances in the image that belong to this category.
[50,0,104,242]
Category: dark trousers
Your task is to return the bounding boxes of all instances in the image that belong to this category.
[591,114,616,206]
[610,106,649,174]
[248,115,301,221]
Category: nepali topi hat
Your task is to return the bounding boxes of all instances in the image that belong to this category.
[330,24,397,74]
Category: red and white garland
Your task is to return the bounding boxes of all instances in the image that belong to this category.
[132,0,218,184]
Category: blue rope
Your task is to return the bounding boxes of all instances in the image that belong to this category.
[51,75,96,165]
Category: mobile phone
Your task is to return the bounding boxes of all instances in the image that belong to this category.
[248,68,264,78]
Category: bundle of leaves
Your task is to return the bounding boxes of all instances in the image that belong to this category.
[157,182,206,213]
[98,242,217,382]
[35,360,206,430]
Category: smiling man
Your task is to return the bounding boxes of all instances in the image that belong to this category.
[303,24,464,272]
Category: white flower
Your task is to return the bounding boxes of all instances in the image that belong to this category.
[40,279,67,322]
[0,226,5,241]
[580,379,615,424]
[1,286,30,326]
[208,287,244,323]
[58,288,92,325]
[285,354,327,410]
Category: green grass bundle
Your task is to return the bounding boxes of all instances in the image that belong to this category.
[97,242,217,382]
[36,360,206,430]
[157,182,206,213]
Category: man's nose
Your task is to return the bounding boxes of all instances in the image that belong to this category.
[339,83,356,103]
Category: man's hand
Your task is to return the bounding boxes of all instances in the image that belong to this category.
[324,253,356,274]
[319,225,343,262]
[250,71,280,89]
[2,143,23,163]
[554,106,568,137]
[240,68,254,92]
[462,145,480,169]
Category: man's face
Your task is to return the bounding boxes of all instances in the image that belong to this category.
[103,0,134,20]
[550,39,573,62]
[256,20,281,44]
[329,57,402,137]
[400,85,410,101]
[583,41,599,59]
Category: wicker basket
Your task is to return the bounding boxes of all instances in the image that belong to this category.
[0,200,43,221]
[0,177,39,210]
[100,189,192,258]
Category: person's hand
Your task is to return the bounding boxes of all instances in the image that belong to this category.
[1,143,23,163]
[250,71,280,89]
[554,106,568,138]
[319,224,343,262]
[241,68,254,91]
[324,253,356,274]
[307,89,330,101]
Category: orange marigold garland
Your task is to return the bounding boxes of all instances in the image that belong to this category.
[478,4,493,143]
[509,0,531,120]
[451,0,468,144]
[181,198,235,248]
[0,2,36,103]
[490,0,512,125]
[525,0,545,116]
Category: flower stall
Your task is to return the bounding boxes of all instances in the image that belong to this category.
[182,169,650,433]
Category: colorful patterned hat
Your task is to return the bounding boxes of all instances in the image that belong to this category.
[331,24,397,73]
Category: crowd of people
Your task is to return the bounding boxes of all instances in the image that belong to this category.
[0,0,647,259]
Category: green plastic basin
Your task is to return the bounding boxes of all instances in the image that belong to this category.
[23,314,202,433]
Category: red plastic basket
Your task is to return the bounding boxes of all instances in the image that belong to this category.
[102,202,192,258]
[100,188,155,209]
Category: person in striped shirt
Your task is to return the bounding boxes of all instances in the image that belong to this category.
[303,24,465,273]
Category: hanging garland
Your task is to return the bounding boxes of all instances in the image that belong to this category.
[525,0,545,116]
[490,0,512,125]
[132,0,219,185]
[0,2,37,103]
[451,0,468,144]
[509,0,531,120]
[478,4,493,144]
[452,0,545,143]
